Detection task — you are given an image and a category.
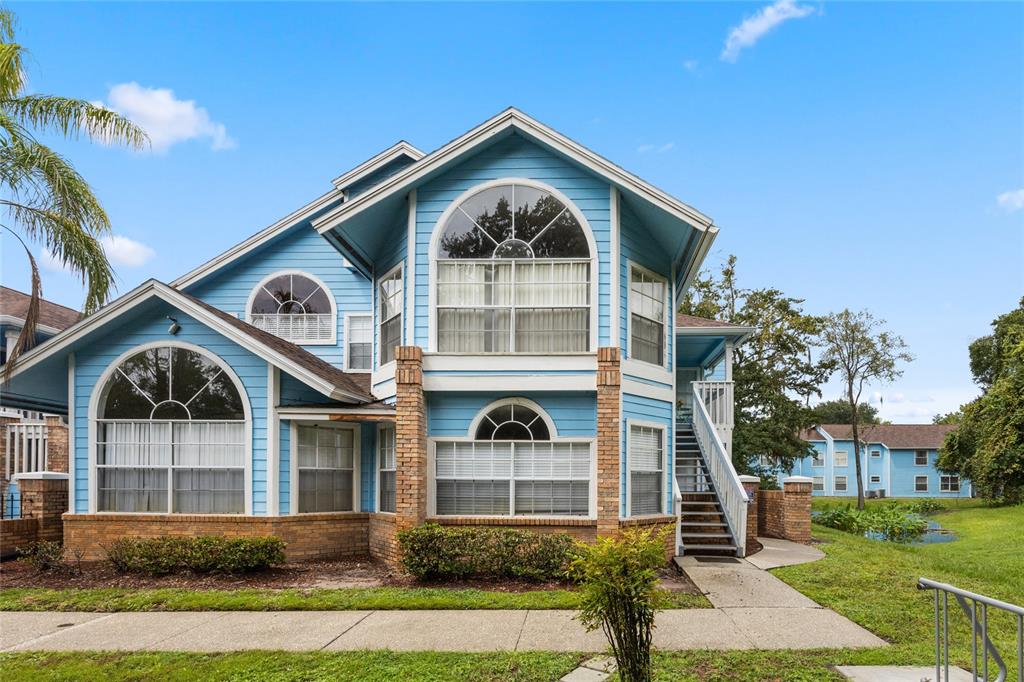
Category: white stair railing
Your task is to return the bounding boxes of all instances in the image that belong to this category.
[691,391,748,556]
[5,422,48,478]
[672,472,683,555]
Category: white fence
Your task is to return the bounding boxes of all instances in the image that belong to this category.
[5,422,48,478]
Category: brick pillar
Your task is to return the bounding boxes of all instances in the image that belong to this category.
[782,476,813,544]
[17,474,69,543]
[596,347,621,537]
[44,417,69,474]
[739,475,760,550]
[394,346,427,534]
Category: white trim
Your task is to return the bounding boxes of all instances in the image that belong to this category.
[276,405,395,420]
[86,340,254,516]
[423,374,596,392]
[423,353,597,372]
[331,141,425,189]
[914,449,930,466]
[625,419,666,517]
[173,190,342,290]
[426,177,600,354]
[405,189,417,344]
[267,366,280,516]
[0,315,62,336]
[621,378,674,403]
[466,397,560,440]
[622,357,673,385]
[834,450,849,468]
[610,186,621,346]
[288,422,297,514]
[290,421,361,514]
[376,262,404,368]
[67,352,75,514]
[676,225,719,302]
[625,259,670,371]
[376,422,397,514]
[834,475,848,492]
[869,475,881,484]
[914,474,930,493]
[314,108,714,235]
[243,270,338,346]
[675,324,756,336]
[342,312,373,372]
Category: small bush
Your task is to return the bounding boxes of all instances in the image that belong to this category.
[569,528,670,682]
[103,536,286,576]
[814,504,928,543]
[17,540,68,573]
[903,499,943,515]
[397,524,575,581]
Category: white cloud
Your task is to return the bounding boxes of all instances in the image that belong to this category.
[683,59,699,72]
[721,0,817,63]
[996,188,1024,213]
[101,235,155,267]
[40,249,72,273]
[637,142,675,154]
[96,82,235,153]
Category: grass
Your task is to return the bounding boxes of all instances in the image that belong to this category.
[0,585,709,612]
[0,650,584,681]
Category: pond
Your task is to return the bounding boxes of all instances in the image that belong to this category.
[864,520,957,545]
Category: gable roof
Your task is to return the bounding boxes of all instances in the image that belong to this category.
[806,423,957,449]
[0,286,81,334]
[312,108,715,237]
[675,313,755,338]
[331,141,425,191]
[3,280,374,404]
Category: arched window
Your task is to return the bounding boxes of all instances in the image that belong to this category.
[434,399,591,517]
[434,181,592,353]
[95,345,247,514]
[248,272,335,344]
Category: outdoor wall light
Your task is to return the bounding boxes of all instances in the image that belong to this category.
[167,316,181,335]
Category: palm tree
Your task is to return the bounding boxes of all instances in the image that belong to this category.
[1,8,147,373]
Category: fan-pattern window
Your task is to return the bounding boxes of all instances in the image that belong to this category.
[250,273,334,343]
[96,346,246,514]
[379,268,403,365]
[436,183,591,353]
[434,402,591,516]
[378,423,396,513]
[629,425,663,515]
[297,425,354,513]
[629,266,667,366]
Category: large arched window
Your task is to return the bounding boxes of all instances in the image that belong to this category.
[433,399,591,517]
[95,345,247,514]
[248,272,336,344]
[434,181,592,353]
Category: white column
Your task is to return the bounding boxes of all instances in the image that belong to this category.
[724,340,734,381]
[266,366,280,516]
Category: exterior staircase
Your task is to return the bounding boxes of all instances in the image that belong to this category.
[674,421,740,556]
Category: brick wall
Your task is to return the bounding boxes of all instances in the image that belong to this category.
[19,476,68,543]
[596,347,621,537]
[368,513,398,566]
[0,518,37,558]
[758,490,786,538]
[739,475,760,550]
[393,346,427,562]
[430,516,598,542]
[43,417,69,474]
[756,477,812,545]
[619,515,677,563]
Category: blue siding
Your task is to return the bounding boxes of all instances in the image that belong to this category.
[427,392,597,438]
[279,373,334,406]
[620,199,673,365]
[73,304,269,514]
[279,420,291,514]
[187,225,372,367]
[621,393,674,515]
[412,134,612,348]
[360,423,377,512]
[346,156,418,198]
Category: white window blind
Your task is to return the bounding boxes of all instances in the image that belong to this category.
[378,423,396,513]
[629,267,666,366]
[297,425,355,513]
[347,316,372,370]
[629,425,663,516]
[812,452,825,467]
[812,476,824,492]
[834,475,848,492]
[834,450,849,467]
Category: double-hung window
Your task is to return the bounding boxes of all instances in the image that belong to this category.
[629,265,667,366]
[629,424,664,516]
[834,475,848,492]
[346,315,372,371]
[379,267,403,365]
[834,450,849,467]
[914,450,929,466]
[811,452,825,468]
[915,475,929,492]
[296,425,355,513]
[812,476,824,492]
[940,475,960,492]
[378,423,396,513]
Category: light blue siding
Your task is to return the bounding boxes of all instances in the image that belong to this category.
[279,420,291,514]
[279,373,334,406]
[427,391,597,438]
[346,156,418,198]
[72,303,269,514]
[187,225,372,367]
[412,134,612,348]
[620,199,673,367]
[621,393,674,515]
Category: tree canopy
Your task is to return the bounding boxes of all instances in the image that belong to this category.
[809,399,881,426]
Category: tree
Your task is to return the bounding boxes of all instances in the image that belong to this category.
[932,411,962,425]
[820,310,912,509]
[681,255,833,472]
[937,299,1024,503]
[809,398,881,426]
[0,9,146,373]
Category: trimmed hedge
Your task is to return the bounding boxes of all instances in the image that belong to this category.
[104,536,286,575]
[397,524,575,581]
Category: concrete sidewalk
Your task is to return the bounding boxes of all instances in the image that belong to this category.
[0,607,885,653]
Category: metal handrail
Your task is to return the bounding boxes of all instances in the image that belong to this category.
[918,578,1024,682]
[691,391,748,556]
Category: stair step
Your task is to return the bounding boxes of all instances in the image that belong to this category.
[679,521,728,527]
[680,532,733,539]
[678,501,722,506]
[683,544,738,552]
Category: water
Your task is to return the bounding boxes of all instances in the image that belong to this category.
[863,520,957,545]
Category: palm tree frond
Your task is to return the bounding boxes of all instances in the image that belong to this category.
[4,95,148,149]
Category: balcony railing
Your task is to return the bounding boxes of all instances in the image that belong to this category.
[692,381,734,429]
[5,422,48,478]
[249,313,334,343]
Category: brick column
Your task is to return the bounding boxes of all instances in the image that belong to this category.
[596,347,621,537]
[44,417,69,474]
[739,475,760,550]
[394,346,427,534]
[782,476,813,544]
[17,473,69,543]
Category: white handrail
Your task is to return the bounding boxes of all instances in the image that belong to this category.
[5,423,48,478]
[692,381,734,428]
[672,471,682,555]
[692,391,748,556]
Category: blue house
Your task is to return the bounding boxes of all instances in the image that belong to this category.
[781,424,970,498]
[1,110,756,560]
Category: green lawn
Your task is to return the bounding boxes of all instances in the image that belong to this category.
[0,585,709,612]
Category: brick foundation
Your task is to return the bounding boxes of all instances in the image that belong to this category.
[756,476,813,544]
[389,345,428,565]
[18,475,68,543]
[596,347,621,537]
[619,515,677,562]
[0,518,37,558]
[368,513,398,566]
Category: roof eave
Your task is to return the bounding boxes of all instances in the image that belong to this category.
[331,141,426,190]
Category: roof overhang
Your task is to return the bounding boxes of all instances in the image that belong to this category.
[331,141,425,190]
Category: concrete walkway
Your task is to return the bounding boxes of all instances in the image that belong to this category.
[746,537,824,570]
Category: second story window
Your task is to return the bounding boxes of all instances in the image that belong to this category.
[345,315,372,371]
[629,265,667,366]
[379,266,403,365]
[434,181,592,353]
[249,272,335,344]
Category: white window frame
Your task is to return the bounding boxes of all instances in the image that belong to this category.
[377,422,396,514]
[812,476,824,492]
[426,178,599,354]
[834,475,848,492]
[869,475,881,485]
[914,450,929,466]
[290,422,360,514]
[834,450,849,467]
[626,261,670,369]
[343,313,373,372]
[427,397,596,519]
[245,270,337,345]
[626,420,666,517]
[870,449,881,458]
[811,452,825,468]
[377,263,404,368]
[87,340,253,516]
[940,474,960,493]
[915,475,929,493]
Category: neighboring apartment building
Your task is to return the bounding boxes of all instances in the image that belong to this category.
[1,110,757,560]
[782,423,970,498]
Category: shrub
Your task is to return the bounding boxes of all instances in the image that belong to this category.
[17,540,68,573]
[569,528,670,682]
[104,536,286,576]
[397,524,575,581]
[814,504,928,543]
[903,499,943,515]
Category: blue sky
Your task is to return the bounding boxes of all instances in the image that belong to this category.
[2,2,1021,422]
